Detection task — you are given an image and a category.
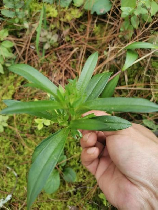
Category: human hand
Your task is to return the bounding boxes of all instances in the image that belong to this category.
[80,111,158,210]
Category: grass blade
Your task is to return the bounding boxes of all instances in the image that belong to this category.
[36,5,44,57]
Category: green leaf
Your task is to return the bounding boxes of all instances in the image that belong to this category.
[91,0,112,15]
[121,7,133,18]
[27,129,69,209]
[73,0,84,7]
[125,42,158,50]
[85,72,111,101]
[81,98,158,113]
[8,64,58,96]
[0,29,8,41]
[0,63,4,74]
[122,50,138,71]
[1,40,14,48]
[150,1,158,16]
[134,6,148,15]
[131,15,139,29]
[63,168,76,182]
[58,0,72,7]
[84,0,111,15]
[3,99,53,119]
[1,10,15,18]
[143,119,158,131]
[43,169,60,194]
[58,155,67,166]
[3,0,15,8]
[70,115,131,131]
[77,52,98,94]
[0,46,14,58]
[36,5,44,57]
[43,0,54,3]
[121,0,136,8]
[101,74,120,98]
[1,100,61,115]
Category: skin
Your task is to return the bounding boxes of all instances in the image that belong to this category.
[80,111,158,210]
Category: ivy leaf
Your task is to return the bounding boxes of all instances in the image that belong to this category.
[122,50,138,71]
[43,169,60,194]
[1,10,15,18]
[27,129,69,209]
[63,168,76,182]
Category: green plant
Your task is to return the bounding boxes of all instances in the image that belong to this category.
[43,0,112,15]
[0,29,15,74]
[1,0,29,26]
[120,0,158,39]
[1,48,158,209]
[0,115,9,132]
[44,151,76,194]
[39,29,58,50]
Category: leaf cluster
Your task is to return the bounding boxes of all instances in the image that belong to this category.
[120,0,158,39]
[1,50,158,209]
[0,29,15,74]
[0,115,9,132]
[1,0,29,25]
[43,0,112,15]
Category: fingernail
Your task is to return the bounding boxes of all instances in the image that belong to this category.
[87,147,96,154]
[83,132,92,142]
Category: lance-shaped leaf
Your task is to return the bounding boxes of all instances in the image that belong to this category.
[122,50,138,71]
[125,42,158,50]
[80,98,158,113]
[70,115,131,131]
[2,100,53,119]
[8,64,58,96]
[77,52,98,93]
[27,129,69,209]
[85,72,111,101]
[1,100,61,115]
[101,74,120,98]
